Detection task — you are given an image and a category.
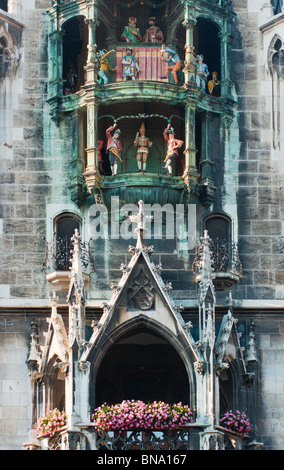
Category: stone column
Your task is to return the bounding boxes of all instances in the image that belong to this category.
[183,2,197,86]
[8,0,22,19]
[83,98,102,192]
[84,0,99,85]
[69,111,86,205]
[199,112,216,205]
[182,98,199,191]
[219,21,233,98]
[77,361,91,423]
[48,28,64,99]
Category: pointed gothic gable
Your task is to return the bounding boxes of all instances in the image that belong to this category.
[215,307,247,376]
[81,201,199,364]
[39,293,69,374]
[82,247,199,364]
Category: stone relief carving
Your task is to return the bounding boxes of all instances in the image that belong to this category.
[128,268,155,310]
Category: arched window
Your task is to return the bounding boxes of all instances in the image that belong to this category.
[54,213,81,271]
[267,35,284,153]
[45,357,66,413]
[203,212,232,273]
[62,16,88,95]
[194,18,221,89]
[93,326,190,409]
[204,213,231,244]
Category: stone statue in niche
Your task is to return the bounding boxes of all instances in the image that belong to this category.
[128,268,155,310]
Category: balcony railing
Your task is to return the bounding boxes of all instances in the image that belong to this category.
[192,237,243,290]
[37,424,251,451]
[42,236,94,274]
[96,428,191,451]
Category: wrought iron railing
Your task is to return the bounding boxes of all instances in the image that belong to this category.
[192,237,243,276]
[42,236,94,274]
[39,425,250,450]
[96,428,191,451]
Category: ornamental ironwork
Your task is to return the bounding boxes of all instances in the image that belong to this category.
[95,429,191,451]
[42,235,94,273]
[192,237,243,276]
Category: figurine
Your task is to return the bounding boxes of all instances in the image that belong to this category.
[160,47,182,84]
[208,71,221,97]
[196,54,209,93]
[122,48,140,81]
[106,124,123,176]
[63,63,78,95]
[143,17,164,43]
[98,49,116,85]
[134,122,152,173]
[163,124,184,176]
[121,17,142,43]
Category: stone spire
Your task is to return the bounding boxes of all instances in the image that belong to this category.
[67,229,85,349]
[27,319,41,370]
[246,319,258,364]
[128,200,153,250]
[198,230,216,349]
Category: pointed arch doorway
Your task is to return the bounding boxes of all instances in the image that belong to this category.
[94,326,190,407]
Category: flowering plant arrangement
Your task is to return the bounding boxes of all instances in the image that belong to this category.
[36,408,67,438]
[219,410,251,436]
[92,400,193,432]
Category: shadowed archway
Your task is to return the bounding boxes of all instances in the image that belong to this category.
[94,326,190,407]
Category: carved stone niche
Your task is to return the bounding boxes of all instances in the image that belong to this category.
[127,268,155,311]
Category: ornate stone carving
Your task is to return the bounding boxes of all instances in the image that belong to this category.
[194,360,206,375]
[128,268,155,310]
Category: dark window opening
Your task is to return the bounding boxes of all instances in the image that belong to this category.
[204,215,231,244]
[204,214,233,273]
[62,16,88,95]
[0,1,8,12]
[55,215,80,271]
[94,327,190,408]
[194,18,221,93]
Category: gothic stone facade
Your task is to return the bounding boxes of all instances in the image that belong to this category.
[0,0,284,450]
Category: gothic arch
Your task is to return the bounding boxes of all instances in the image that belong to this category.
[268,33,283,70]
[40,354,66,413]
[267,34,284,151]
[88,315,197,409]
[61,15,88,93]
[194,16,222,80]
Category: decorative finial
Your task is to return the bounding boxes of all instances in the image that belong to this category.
[246,319,258,364]
[128,200,153,249]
